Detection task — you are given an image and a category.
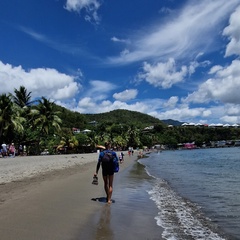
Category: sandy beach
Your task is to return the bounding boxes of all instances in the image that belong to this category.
[0,152,163,240]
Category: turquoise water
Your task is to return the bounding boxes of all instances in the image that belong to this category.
[139,148,240,240]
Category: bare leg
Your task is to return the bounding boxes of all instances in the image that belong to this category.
[103,175,108,200]
[107,175,114,204]
[102,175,114,204]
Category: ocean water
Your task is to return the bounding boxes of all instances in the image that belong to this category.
[138,147,240,240]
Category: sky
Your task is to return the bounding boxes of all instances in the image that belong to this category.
[1,0,240,125]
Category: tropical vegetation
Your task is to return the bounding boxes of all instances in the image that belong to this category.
[1,86,240,155]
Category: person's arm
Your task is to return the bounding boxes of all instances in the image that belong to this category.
[95,161,101,176]
[95,152,102,175]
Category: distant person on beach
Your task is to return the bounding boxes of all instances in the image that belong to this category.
[94,142,118,204]
[9,143,16,157]
[119,153,123,163]
[1,143,7,157]
[119,152,124,163]
[121,152,124,161]
[18,144,23,156]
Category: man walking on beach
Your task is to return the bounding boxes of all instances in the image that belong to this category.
[94,142,118,204]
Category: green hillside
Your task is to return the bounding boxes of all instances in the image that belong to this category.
[84,109,164,127]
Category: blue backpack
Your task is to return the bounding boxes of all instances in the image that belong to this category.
[113,157,119,173]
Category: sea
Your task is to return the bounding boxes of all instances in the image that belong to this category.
[134,147,240,240]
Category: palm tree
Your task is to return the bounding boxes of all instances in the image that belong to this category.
[112,135,127,150]
[0,94,24,142]
[30,97,62,153]
[33,97,62,136]
[126,124,141,148]
[57,135,78,154]
[10,86,37,146]
[11,86,35,108]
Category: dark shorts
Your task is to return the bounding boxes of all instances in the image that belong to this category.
[101,162,114,176]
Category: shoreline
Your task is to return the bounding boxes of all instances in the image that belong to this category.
[0,152,164,240]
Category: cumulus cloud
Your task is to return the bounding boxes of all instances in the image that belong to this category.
[218,104,240,123]
[0,61,80,100]
[76,99,151,114]
[113,89,138,101]
[155,106,209,122]
[138,58,188,88]
[184,59,240,104]
[221,115,240,124]
[225,104,240,115]
[78,97,96,108]
[75,95,164,114]
[208,65,223,74]
[223,5,240,56]
[206,105,238,124]
[64,0,102,24]
[163,96,179,108]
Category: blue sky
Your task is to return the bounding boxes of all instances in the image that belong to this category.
[1,0,240,125]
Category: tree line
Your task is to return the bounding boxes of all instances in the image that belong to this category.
[1,86,240,155]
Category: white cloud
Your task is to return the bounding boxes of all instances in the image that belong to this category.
[184,59,240,104]
[223,5,240,56]
[73,96,161,114]
[19,26,89,56]
[152,106,213,123]
[163,96,179,108]
[211,104,240,124]
[78,97,96,108]
[67,92,237,124]
[221,115,240,124]
[208,65,223,74]
[107,0,240,65]
[159,7,173,14]
[64,0,102,24]
[0,61,80,100]
[113,89,138,101]
[225,104,240,115]
[82,80,117,101]
[111,37,130,44]
[202,109,212,118]
[138,58,188,88]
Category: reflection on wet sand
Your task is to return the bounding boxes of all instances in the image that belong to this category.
[96,204,114,240]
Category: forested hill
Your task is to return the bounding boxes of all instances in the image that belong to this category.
[161,119,184,126]
[84,109,164,127]
[53,105,165,129]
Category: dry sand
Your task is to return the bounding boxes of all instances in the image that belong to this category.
[0,153,100,184]
[0,152,147,240]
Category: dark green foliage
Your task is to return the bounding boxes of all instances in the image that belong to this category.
[53,104,87,129]
[84,109,164,128]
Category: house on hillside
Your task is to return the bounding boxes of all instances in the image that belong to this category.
[72,128,80,134]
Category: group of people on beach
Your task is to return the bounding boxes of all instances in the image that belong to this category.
[0,143,24,158]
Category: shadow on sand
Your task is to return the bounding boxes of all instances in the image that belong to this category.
[91,197,115,203]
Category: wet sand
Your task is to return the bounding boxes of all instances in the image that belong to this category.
[0,153,164,240]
